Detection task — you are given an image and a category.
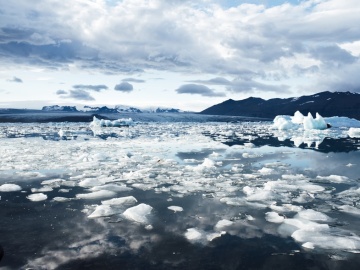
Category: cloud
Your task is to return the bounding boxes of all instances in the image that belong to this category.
[7,76,23,83]
[114,82,134,92]
[188,77,232,86]
[1,0,360,96]
[176,84,226,97]
[229,79,291,94]
[73,84,108,92]
[59,89,95,101]
[56,89,67,95]
[122,78,146,83]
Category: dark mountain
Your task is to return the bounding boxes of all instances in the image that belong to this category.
[200,91,360,120]
[42,105,78,112]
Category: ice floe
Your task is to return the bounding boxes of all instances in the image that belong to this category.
[0,183,22,192]
[27,193,48,201]
[167,206,183,212]
[123,203,153,224]
[101,196,137,206]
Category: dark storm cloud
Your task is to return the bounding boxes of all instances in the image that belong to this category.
[7,76,23,83]
[176,84,226,97]
[114,82,134,92]
[73,84,108,92]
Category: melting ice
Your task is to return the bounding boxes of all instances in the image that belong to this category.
[1,115,360,269]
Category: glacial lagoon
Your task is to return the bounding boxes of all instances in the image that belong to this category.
[1,119,360,269]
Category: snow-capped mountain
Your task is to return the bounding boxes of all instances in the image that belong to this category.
[201,91,360,120]
[42,105,78,112]
[42,104,182,114]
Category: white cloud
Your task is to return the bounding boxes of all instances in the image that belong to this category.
[0,0,360,105]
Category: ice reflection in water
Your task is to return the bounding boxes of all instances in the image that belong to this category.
[0,121,360,269]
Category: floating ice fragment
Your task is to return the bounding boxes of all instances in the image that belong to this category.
[302,242,315,249]
[265,212,285,223]
[258,167,274,175]
[207,231,226,241]
[79,178,103,188]
[101,196,137,206]
[27,193,47,201]
[88,205,118,218]
[348,128,360,138]
[338,205,360,216]
[0,183,22,192]
[168,206,183,212]
[316,175,350,183]
[185,228,202,241]
[123,203,153,224]
[291,229,360,251]
[76,190,116,200]
[52,197,71,202]
[295,209,333,222]
[31,186,53,193]
[91,184,132,192]
[215,219,233,230]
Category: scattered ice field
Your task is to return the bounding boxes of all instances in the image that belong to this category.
[1,118,360,269]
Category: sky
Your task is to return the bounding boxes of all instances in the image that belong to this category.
[0,0,360,111]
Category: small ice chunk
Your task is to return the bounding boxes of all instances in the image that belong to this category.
[31,186,53,193]
[123,203,153,224]
[348,128,360,138]
[168,206,183,212]
[302,242,315,249]
[295,209,333,222]
[27,193,47,202]
[258,167,274,175]
[265,212,285,223]
[214,219,234,230]
[0,183,22,192]
[88,205,118,218]
[185,228,202,241]
[101,196,137,206]
[53,197,71,202]
[76,190,116,200]
[79,178,103,188]
[207,231,226,241]
[91,184,132,192]
[338,205,360,216]
[316,175,350,183]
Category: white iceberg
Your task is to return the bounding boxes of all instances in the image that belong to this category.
[0,183,22,192]
[27,193,48,202]
[348,127,360,138]
[123,203,153,224]
[272,111,328,130]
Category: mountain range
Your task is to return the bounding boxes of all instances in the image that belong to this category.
[41,105,183,114]
[200,91,360,120]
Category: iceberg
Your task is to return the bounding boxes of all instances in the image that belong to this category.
[89,116,134,128]
[272,111,328,130]
[0,183,22,192]
[123,203,153,224]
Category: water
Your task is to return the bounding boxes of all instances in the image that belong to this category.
[0,121,360,269]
